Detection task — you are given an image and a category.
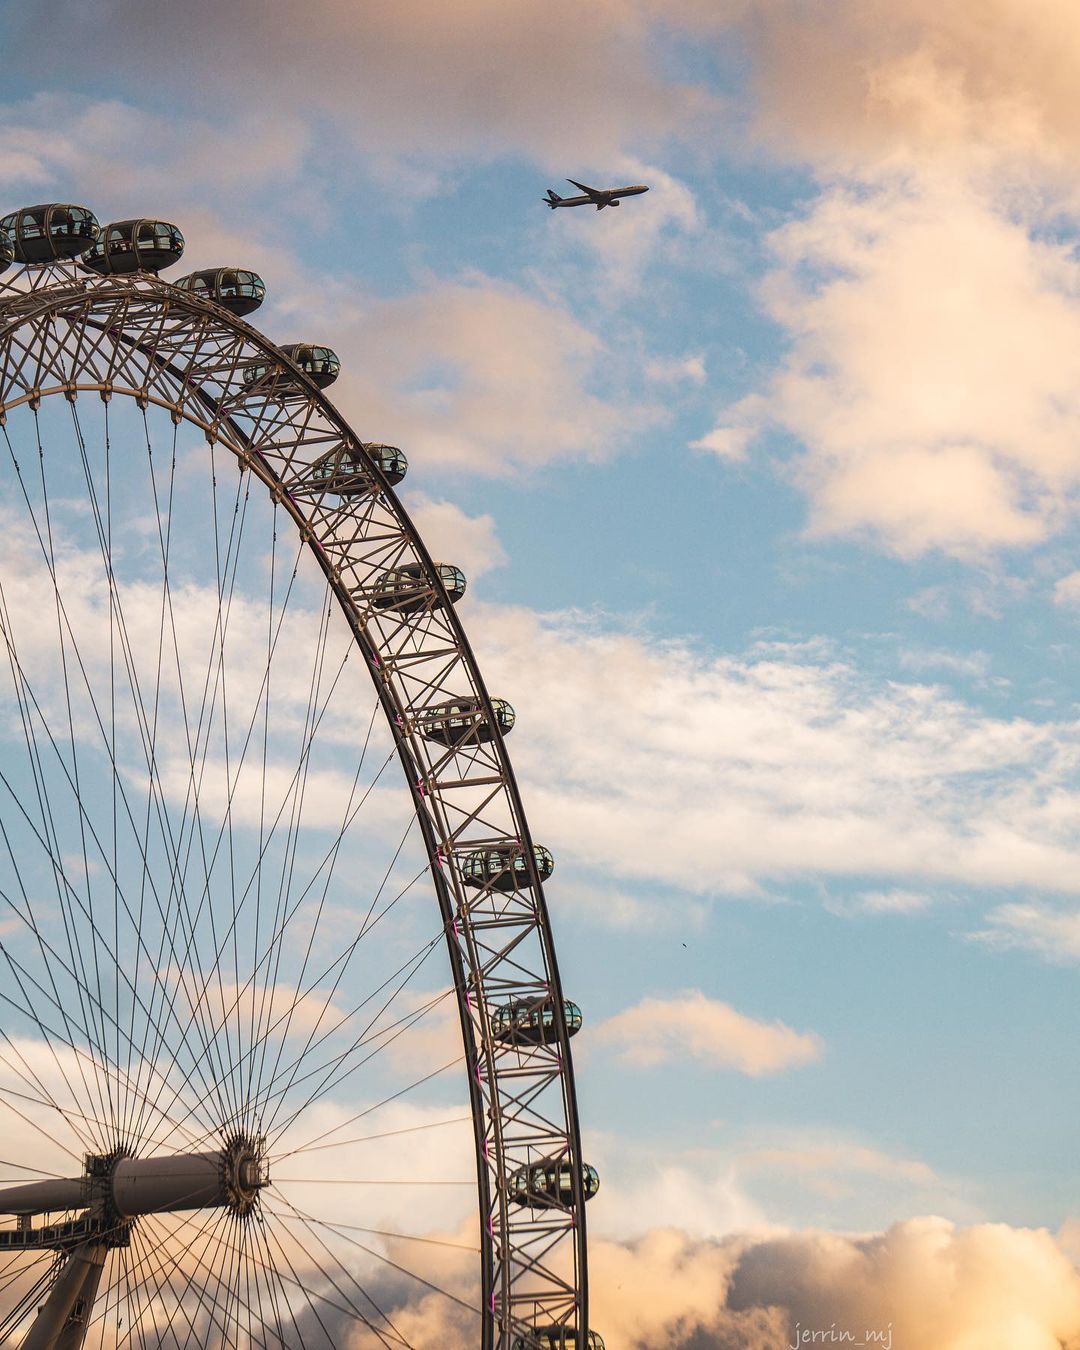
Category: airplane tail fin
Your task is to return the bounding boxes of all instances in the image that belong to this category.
[544,189,562,208]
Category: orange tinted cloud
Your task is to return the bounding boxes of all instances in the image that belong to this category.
[595,991,823,1075]
[589,1217,1080,1349]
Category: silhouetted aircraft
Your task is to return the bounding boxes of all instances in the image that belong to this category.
[544,179,650,211]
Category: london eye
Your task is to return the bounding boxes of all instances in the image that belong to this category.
[0,205,598,1349]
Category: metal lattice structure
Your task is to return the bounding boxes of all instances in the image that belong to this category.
[0,210,592,1349]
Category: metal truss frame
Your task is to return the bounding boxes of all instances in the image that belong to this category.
[0,262,588,1349]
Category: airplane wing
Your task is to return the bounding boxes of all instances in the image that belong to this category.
[567,179,604,201]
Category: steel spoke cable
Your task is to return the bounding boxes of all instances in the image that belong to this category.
[115,1207,234,1350]
[127,740,407,1153]
[103,400,121,1138]
[247,688,384,1134]
[0,963,209,1158]
[140,1211,239,1350]
[0,1013,100,1156]
[0,1159,66,1177]
[63,399,139,1137]
[126,403,184,1153]
[250,840,436,1122]
[22,411,117,1145]
[271,1193,479,1319]
[268,1054,465,1163]
[274,1112,472,1162]
[286,1219,479,1254]
[249,1209,315,1350]
[0,463,237,1142]
[0,1256,57,1340]
[122,409,179,1146]
[143,727,406,1144]
[135,1210,236,1350]
[126,537,371,1147]
[206,434,248,1129]
[260,1196,413,1350]
[0,540,114,1142]
[249,587,339,1120]
[272,1178,473,1187]
[145,936,454,1162]
[124,434,259,1144]
[0,601,228,1146]
[0,1068,98,1158]
[134,430,254,1136]
[152,1207,316,1350]
[254,932,449,1138]
[77,404,263,1146]
[0,829,223,1151]
[0,1089,85,1165]
[0,945,212,1156]
[252,800,427,1131]
[259,937,456,1142]
[248,495,279,1143]
[257,1205,402,1350]
[263,980,457,1133]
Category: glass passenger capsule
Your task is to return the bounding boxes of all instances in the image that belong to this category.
[0,204,99,264]
[461,844,553,893]
[81,219,185,274]
[509,1159,599,1210]
[309,443,408,496]
[371,563,466,615]
[243,343,340,392]
[511,1330,605,1350]
[492,998,582,1047]
[416,696,515,748]
[173,268,266,316]
[0,228,13,275]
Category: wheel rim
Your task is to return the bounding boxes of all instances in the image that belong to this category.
[0,254,588,1347]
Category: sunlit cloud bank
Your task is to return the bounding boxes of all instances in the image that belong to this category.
[586,1217,1080,1350]
[371,1214,1080,1350]
[337,1216,1080,1350]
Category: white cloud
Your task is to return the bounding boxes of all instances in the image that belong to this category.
[1053,571,1080,607]
[740,1143,936,1192]
[584,1214,1080,1350]
[702,173,1080,556]
[729,0,1080,176]
[897,648,992,679]
[548,160,703,295]
[595,990,822,1076]
[402,495,507,580]
[328,275,643,474]
[832,888,936,917]
[969,900,1080,963]
[8,1,714,168]
[474,603,1080,898]
[691,424,755,462]
[646,353,707,385]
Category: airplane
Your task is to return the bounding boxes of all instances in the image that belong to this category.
[544,179,650,210]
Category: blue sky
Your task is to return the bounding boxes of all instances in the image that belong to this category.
[5,3,1080,1345]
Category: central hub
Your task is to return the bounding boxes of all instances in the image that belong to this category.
[221,1135,270,1217]
[74,1137,271,1224]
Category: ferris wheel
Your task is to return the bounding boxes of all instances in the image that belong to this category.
[0,205,600,1350]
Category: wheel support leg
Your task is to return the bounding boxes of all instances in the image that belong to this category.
[23,1243,107,1350]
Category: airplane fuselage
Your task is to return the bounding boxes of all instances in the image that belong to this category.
[545,181,650,210]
